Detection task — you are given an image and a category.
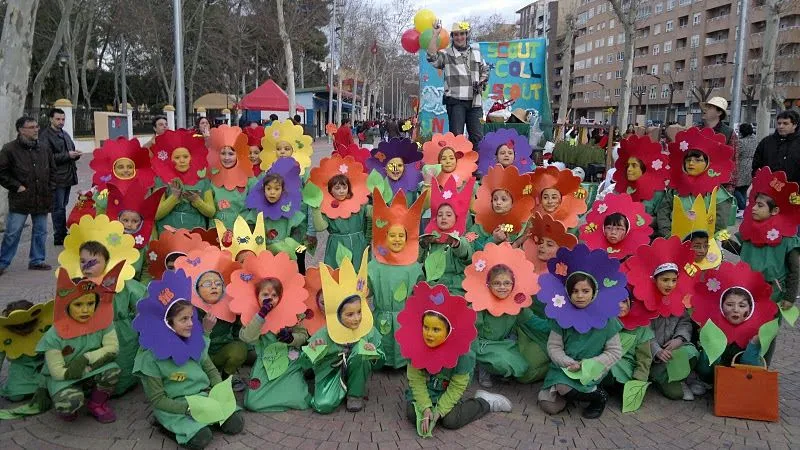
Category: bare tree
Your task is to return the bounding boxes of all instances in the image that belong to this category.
[31,0,75,115]
[756,0,786,140]
[557,15,576,126]
[609,0,638,130]
[276,0,296,115]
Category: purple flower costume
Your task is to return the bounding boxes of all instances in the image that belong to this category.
[477,128,533,176]
[246,157,303,220]
[365,138,423,194]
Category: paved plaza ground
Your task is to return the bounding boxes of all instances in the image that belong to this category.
[0,139,798,449]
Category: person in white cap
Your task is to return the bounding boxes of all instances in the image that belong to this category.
[698,96,738,227]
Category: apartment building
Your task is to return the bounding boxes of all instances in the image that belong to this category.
[564,0,800,125]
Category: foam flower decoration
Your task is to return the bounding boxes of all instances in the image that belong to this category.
[623,237,698,318]
[174,246,240,323]
[740,167,800,247]
[59,214,140,292]
[228,251,307,335]
[691,261,777,348]
[667,127,734,196]
[333,143,371,172]
[132,269,205,365]
[150,129,208,185]
[244,125,265,148]
[53,262,123,340]
[214,213,267,261]
[474,165,535,235]
[260,119,313,175]
[308,155,369,219]
[424,177,476,241]
[537,245,626,333]
[529,166,588,228]
[477,128,533,176]
[671,187,723,269]
[401,120,413,132]
[612,135,669,202]
[421,132,478,187]
[246,157,302,220]
[365,138,423,195]
[463,242,540,316]
[580,193,652,259]
[0,300,54,359]
[302,267,337,336]
[208,125,252,190]
[89,137,155,192]
[106,181,165,250]
[522,212,579,274]
[147,226,211,280]
[372,188,427,265]
[396,282,477,374]
[619,297,659,330]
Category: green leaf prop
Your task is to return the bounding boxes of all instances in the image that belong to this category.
[262,342,290,381]
[422,164,442,180]
[379,319,391,335]
[355,340,381,359]
[302,344,327,364]
[781,305,799,327]
[758,319,780,358]
[424,250,447,282]
[699,319,728,365]
[393,281,408,302]
[666,346,691,382]
[185,377,237,425]
[196,168,207,178]
[367,170,387,199]
[335,243,353,267]
[619,332,637,354]
[622,380,651,413]
[561,359,606,385]
[302,183,323,208]
[413,401,435,438]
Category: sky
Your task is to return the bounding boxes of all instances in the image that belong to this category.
[375,0,522,28]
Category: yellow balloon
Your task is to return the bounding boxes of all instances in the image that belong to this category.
[414,9,436,32]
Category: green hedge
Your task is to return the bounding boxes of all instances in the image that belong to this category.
[552,142,606,168]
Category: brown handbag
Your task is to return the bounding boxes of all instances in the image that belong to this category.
[713,353,779,422]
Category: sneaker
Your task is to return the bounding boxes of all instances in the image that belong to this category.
[686,373,707,396]
[475,389,512,412]
[582,388,608,419]
[345,396,364,412]
[477,366,493,388]
[28,263,52,271]
[232,377,247,392]
[681,382,695,401]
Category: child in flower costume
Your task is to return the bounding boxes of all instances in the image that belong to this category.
[612,134,669,216]
[365,138,424,205]
[303,249,383,413]
[59,215,144,396]
[397,282,512,437]
[477,128,533,176]
[133,269,244,450]
[301,267,331,336]
[152,129,214,233]
[472,165,534,250]
[228,251,310,411]
[462,242,540,387]
[259,119,314,177]
[580,193,652,260]
[0,300,53,401]
[89,137,155,199]
[537,245,626,419]
[243,125,264,177]
[529,166,588,230]
[670,189,724,272]
[421,132,479,190]
[206,125,259,229]
[214,213,267,263]
[147,226,212,280]
[368,188,427,368]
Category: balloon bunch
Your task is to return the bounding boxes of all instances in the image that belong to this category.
[401,9,449,54]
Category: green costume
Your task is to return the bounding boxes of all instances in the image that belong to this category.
[201,313,247,378]
[655,189,733,238]
[112,279,147,396]
[608,326,654,384]
[154,178,212,233]
[642,190,665,218]
[319,206,371,272]
[473,310,531,378]
[418,237,473,296]
[209,179,258,229]
[739,234,800,302]
[0,353,43,401]
[368,260,424,369]
[264,212,307,260]
[515,301,551,383]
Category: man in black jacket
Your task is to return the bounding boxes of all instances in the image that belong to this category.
[0,117,56,275]
[752,110,800,183]
[38,108,81,245]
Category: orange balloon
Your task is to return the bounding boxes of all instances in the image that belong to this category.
[438,28,450,49]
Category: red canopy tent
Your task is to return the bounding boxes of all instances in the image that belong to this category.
[236,79,305,111]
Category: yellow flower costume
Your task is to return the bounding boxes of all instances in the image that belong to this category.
[260,120,314,175]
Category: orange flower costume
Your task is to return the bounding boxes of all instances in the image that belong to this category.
[371,189,427,265]
[522,212,578,274]
[147,226,211,280]
[173,246,240,323]
[474,165,534,237]
[463,242,540,316]
[308,155,369,219]
[421,132,478,187]
[529,166,588,228]
[208,125,252,190]
[301,267,336,336]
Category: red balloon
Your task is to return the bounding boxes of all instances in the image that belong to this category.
[401,29,421,53]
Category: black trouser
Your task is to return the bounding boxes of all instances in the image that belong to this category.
[444,97,483,148]
[405,398,490,430]
[52,186,71,243]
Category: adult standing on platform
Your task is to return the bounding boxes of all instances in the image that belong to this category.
[426,21,489,147]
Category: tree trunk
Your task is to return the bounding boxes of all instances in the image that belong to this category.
[80,6,96,109]
[756,0,781,141]
[557,16,576,130]
[276,0,296,115]
[610,1,636,130]
[31,0,74,115]
[187,0,207,120]
[65,8,85,106]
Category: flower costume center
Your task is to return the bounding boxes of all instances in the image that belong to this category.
[474,165,535,236]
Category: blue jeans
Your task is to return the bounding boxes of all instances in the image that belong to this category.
[0,212,47,268]
[734,186,748,211]
[445,98,484,147]
[52,186,71,242]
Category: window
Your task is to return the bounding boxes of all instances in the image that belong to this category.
[608,36,614,46]
[666,20,674,32]
[680,0,691,5]
[607,71,613,80]
[619,33,626,43]
[587,41,593,51]
[575,43,586,55]
[649,86,658,100]
[586,58,592,68]
[663,62,671,73]
[589,25,595,34]
[667,0,675,11]
[575,60,586,70]
[690,35,700,48]
[664,40,672,53]
[615,88,622,96]
[689,57,698,70]
[656,2,664,14]
[615,70,623,78]
[610,19,615,29]
[653,44,660,55]
[607,53,614,63]
[661,84,670,98]
[654,24,661,35]
[652,65,659,75]
[693,13,702,25]
[618,51,625,61]
[679,16,688,28]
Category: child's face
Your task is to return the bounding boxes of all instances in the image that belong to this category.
[603,222,627,244]
[489,271,514,299]
[540,188,562,213]
[569,280,594,308]
[386,157,405,181]
[249,146,261,165]
[491,189,513,214]
[625,158,643,182]
[422,314,448,348]
[197,272,224,304]
[439,148,457,173]
[170,306,194,338]
[220,146,237,169]
[113,158,135,179]
[79,249,108,278]
[683,154,707,176]
[235,250,256,264]
[275,140,294,157]
[722,293,751,325]
[386,224,407,253]
[654,271,678,296]
[618,299,630,317]
[119,210,143,234]
[536,237,559,262]
[435,205,456,231]
[171,148,192,173]
[752,194,778,222]
[165,252,184,270]
[496,145,515,167]
[339,301,362,329]
[690,237,709,263]
[316,292,325,311]
[68,294,97,323]
[257,284,281,309]
[331,182,349,201]
[264,179,283,204]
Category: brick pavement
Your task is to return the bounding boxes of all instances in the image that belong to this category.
[1,139,799,449]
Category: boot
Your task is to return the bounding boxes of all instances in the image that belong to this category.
[86,389,116,423]
[185,427,213,450]
[581,388,608,419]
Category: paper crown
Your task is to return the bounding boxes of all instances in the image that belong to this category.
[0,300,53,359]
[365,138,424,195]
[425,176,476,239]
[739,167,800,246]
[132,269,205,365]
[54,262,124,339]
[619,296,658,330]
[463,242,540,316]
[372,188,427,265]
[320,248,373,344]
[667,127,734,196]
[105,181,165,250]
[522,212,579,274]
[150,129,209,185]
[208,125,252,190]
[622,237,698,318]
[244,125,265,147]
[245,157,302,220]
[691,261,776,348]
[215,213,267,260]
[474,165,535,235]
[302,266,336,336]
[476,128,533,176]
[396,282,477,374]
[59,215,140,292]
[308,155,369,219]
[89,137,155,193]
[612,135,669,202]
[173,246,240,323]
[228,251,307,335]
[671,187,722,269]
[422,132,478,187]
[333,143,371,172]
[147,226,211,280]
[580,193,652,259]
[529,166,588,228]
[536,244,626,333]
[260,120,313,175]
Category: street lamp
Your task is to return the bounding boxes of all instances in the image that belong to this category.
[642,73,662,123]
[57,47,70,98]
